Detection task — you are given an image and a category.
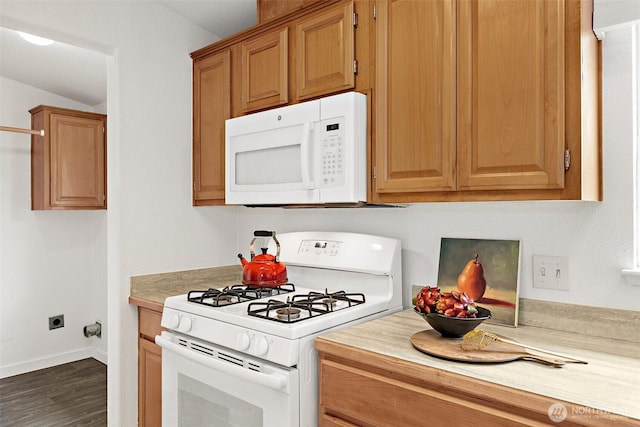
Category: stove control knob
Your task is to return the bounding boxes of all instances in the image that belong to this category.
[237,333,251,351]
[178,316,192,333]
[254,336,269,356]
[167,314,180,329]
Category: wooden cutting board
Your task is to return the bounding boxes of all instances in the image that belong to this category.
[410,329,565,367]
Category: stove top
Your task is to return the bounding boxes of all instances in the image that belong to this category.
[186,284,366,324]
[161,231,403,357]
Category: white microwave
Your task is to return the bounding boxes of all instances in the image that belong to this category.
[225,92,367,205]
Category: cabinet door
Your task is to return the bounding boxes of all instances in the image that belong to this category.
[139,338,162,427]
[49,113,106,208]
[295,1,355,100]
[241,28,289,113]
[193,50,231,206]
[374,0,457,195]
[457,0,565,191]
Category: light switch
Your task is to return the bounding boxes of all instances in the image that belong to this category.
[533,255,570,290]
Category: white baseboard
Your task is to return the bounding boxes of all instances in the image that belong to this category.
[0,347,95,379]
[92,347,108,365]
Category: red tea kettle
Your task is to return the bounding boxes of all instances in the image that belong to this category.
[238,230,288,287]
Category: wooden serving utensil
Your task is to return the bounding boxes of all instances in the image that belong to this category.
[509,353,566,367]
[410,330,566,367]
[462,329,588,364]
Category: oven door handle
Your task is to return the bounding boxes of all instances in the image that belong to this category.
[155,335,288,392]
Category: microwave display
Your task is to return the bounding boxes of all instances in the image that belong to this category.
[326,123,339,131]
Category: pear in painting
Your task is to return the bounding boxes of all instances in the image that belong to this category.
[457,254,487,301]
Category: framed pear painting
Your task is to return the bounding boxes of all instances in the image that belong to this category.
[437,238,521,327]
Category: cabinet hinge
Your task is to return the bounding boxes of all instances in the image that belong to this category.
[373,166,377,179]
[353,12,358,28]
[564,149,571,171]
[373,4,377,20]
[353,60,358,75]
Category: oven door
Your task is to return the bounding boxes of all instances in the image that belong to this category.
[156,331,299,427]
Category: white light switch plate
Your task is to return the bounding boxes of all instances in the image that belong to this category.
[533,255,570,290]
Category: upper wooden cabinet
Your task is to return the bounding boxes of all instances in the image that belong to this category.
[30,105,107,210]
[295,1,355,100]
[457,0,565,192]
[241,27,289,112]
[191,0,366,205]
[191,0,600,205]
[192,50,231,206]
[372,0,601,203]
[257,0,326,23]
[374,0,457,194]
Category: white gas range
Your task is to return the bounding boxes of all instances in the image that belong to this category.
[156,231,402,427]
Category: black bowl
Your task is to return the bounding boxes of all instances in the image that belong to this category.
[414,306,491,338]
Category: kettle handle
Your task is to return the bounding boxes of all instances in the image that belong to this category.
[249,230,281,262]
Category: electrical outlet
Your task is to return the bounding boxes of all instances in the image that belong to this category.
[49,314,64,330]
[533,256,569,290]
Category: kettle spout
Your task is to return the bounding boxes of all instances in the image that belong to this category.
[238,253,248,266]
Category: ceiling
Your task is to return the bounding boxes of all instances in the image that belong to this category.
[0,0,257,107]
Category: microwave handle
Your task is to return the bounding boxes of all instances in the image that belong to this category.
[300,122,314,190]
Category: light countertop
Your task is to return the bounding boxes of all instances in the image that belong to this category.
[129,264,242,311]
[317,309,640,422]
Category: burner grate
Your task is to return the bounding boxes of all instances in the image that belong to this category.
[188,284,295,307]
[247,290,366,323]
[291,290,365,309]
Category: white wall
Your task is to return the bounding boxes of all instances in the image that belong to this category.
[0,77,107,376]
[1,2,637,426]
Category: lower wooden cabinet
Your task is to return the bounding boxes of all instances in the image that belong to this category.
[315,338,637,427]
[318,355,534,426]
[137,306,163,427]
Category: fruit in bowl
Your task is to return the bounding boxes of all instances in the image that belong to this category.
[413,286,491,338]
[415,307,492,338]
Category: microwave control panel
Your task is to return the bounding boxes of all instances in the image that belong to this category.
[319,118,345,187]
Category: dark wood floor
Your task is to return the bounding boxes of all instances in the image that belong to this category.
[0,358,106,426]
